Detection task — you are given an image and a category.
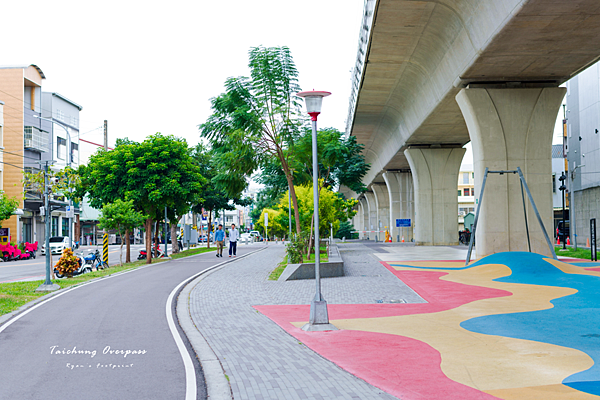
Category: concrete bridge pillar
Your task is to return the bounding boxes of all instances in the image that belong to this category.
[372,184,390,241]
[456,87,566,258]
[359,197,369,240]
[405,147,465,246]
[364,191,378,241]
[355,201,365,239]
[383,171,414,242]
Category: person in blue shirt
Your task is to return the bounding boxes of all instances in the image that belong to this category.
[214,224,225,257]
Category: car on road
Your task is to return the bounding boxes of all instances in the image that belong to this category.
[240,232,252,241]
[40,236,70,255]
[556,221,570,239]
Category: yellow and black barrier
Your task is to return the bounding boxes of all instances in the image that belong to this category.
[102,233,109,264]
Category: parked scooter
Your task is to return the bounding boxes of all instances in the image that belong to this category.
[53,253,89,278]
[138,245,164,260]
[83,249,108,271]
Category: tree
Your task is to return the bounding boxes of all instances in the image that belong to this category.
[254,208,286,240]
[275,184,357,254]
[0,192,19,228]
[200,46,305,236]
[98,200,147,265]
[258,127,370,196]
[77,134,205,264]
[191,144,250,248]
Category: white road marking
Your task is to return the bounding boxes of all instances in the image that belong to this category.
[166,278,197,400]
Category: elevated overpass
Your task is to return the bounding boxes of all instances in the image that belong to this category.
[346,0,600,257]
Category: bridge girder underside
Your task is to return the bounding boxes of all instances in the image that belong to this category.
[350,0,600,185]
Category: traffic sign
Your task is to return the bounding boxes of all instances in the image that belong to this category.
[396,219,411,228]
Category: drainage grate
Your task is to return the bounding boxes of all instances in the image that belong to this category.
[374,299,406,304]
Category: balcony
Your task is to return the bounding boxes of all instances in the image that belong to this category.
[24,126,48,153]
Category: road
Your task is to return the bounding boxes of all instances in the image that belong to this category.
[0,245,262,399]
[0,243,185,283]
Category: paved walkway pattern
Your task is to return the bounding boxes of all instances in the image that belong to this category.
[191,241,600,399]
[188,243,420,400]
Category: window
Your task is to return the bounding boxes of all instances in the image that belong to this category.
[56,109,64,121]
[52,216,59,237]
[464,188,470,196]
[71,142,78,164]
[552,174,556,193]
[458,190,461,197]
[472,172,474,179]
[463,173,469,184]
[57,137,66,160]
[62,218,70,237]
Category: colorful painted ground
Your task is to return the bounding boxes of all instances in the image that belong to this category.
[254,252,600,399]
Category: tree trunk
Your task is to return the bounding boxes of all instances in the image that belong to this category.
[282,164,301,236]
[307,213,314,259]
[119,231,124,267]
[171,219,179,254]
[125,229,131,263]
[145,217,152,265]
[154,221,160,257]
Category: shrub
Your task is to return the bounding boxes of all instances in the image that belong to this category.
[54,248,80,277]
[286,232,309,264]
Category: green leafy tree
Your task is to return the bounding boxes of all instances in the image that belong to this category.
[24,166,82,203]
[200,46,305,236]
[0,191,19,228]
[276,184,357,254]
[254,208,286,240]
[77,134,205,264]
[98,199,147,265]
[191,144,250,248]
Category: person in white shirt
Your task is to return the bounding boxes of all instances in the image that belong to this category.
[228,224,239,257]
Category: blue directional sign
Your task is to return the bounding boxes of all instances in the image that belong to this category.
[396,219,411,228]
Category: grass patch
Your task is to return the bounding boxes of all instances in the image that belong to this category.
[555,246,600,260]
[269,256,288,281]
[0,247,217,317]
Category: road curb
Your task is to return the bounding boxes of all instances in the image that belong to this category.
[177,246,268,400]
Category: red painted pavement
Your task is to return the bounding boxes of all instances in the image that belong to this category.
[255,263,509,399]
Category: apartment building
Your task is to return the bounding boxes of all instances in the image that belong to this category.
[41,92,82,241]
[458,164,475,217]
[0,65,52,243]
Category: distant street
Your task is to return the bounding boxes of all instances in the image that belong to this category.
[0,243,186,283]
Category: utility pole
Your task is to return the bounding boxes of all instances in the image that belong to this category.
[36,162,59,292]
[104,120,108,150]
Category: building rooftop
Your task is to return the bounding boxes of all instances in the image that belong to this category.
[0,64,46,79]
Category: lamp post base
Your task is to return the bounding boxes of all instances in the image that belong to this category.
[35,283,60,292]
[301,322,338,332]
[301,300,338,332]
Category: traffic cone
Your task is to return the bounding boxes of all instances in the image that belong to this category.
[557,236,560,245]
[588,238,591,247]
[401,236,405,242]
[567,237,571,245]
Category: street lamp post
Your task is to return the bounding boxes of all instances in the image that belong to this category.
[296,90,337,331]
[34,115,74,250]
[559,173,567,250]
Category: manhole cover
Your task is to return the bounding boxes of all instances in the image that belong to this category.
[374,299,406,304]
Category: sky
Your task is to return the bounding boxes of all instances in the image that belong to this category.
[2,0,365,165]
[1,0,566,178]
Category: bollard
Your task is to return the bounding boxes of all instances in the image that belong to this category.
[102,233,109,264]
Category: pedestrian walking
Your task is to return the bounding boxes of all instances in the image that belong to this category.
[228,223,239,257]
[215,224,225,257]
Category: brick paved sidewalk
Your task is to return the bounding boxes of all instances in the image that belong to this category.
[188,242,424,400]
